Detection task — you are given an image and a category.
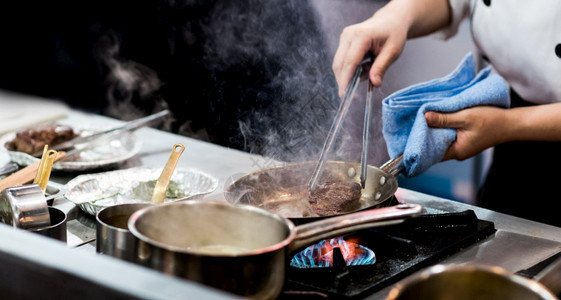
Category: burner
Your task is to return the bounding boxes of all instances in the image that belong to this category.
[282,208,496,299]
[290,237,376,268]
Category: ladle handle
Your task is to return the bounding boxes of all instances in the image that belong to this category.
[33,146,58,193]
[151,143,185,204]
[0,151,66,193]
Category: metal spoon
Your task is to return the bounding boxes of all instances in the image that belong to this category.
[151,143,185,204]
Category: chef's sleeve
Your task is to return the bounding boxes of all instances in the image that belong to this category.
[434,0,472,39]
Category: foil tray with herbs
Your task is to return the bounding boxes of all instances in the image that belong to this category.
[64,167,219,216]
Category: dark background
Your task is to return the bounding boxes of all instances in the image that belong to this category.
[0,0,339,162]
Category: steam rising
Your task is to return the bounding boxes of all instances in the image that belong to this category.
[97,0,355,163]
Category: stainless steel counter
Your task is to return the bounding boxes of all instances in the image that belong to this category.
[3,110,561,299]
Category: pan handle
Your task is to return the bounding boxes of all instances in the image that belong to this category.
[288,203,423,254]
[380,154,404,177]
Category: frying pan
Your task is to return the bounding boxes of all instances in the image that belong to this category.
[224,156,403,223]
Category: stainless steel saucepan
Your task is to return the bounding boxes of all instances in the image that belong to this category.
[128,199,423,299]
[386,258,561,300]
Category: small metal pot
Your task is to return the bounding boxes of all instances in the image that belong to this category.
[128,200,423,299]
[0,184,50,229]
[29,206,67,242]
[386,261,561,300]
[96,203,153,262]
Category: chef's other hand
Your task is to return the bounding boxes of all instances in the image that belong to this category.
[425,106,509,161]
[332,8,407,96]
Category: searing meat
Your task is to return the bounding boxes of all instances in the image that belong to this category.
[309,181,362,216]
[5,124,78,155]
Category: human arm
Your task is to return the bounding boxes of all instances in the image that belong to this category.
[332,0,452,95]
[425,103,561,161]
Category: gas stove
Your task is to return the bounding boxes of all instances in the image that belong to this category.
[280,196,496,299]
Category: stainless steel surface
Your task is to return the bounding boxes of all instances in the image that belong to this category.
[535,256,561,296]
[386,263,558,300]
[127,200,421,299]
[308,56,372,193]
[38,109,170,156]
[96,202,153,262]
[224,159,399,219]
[360,81,374,188]
[1,109,560,299]
[0,162,18,176]
[29,206,67,242]
[2,129,142,171]
[0,184,50,229]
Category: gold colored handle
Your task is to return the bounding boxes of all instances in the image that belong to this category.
[33,145,58,193]
[151,143,185,204]
[0,151,66,193]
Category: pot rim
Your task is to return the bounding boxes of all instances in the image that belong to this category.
[128,200,297,257]
[387,263,558,300]
[96,202,154,232]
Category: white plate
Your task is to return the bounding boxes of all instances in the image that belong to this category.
[0,126,142,171]
[64,167,219,216]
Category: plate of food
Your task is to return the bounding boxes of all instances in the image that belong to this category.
[63,166,219,216]
[0,123,142,171]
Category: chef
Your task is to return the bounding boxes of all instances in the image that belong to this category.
[332,0,561,226]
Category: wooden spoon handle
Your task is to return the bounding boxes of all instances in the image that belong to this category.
[151,143,185,204]
[0,151,66,193]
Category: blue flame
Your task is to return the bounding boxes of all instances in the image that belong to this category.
[290,237,376,268]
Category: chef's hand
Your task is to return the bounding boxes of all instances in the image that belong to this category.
[332,6,408,96]
[425,106,510,161]
[332,0,452,97]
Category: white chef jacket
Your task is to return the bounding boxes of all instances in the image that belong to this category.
[441,0,561,104]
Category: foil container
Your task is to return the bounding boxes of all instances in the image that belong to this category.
[0,127,142,171]
[64,167,219,216]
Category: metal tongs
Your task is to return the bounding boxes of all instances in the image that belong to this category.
[308,54,374,193]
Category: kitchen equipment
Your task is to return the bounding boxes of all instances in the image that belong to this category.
[283,207,496,298]
[385,257,561,300]
[127,200,423,299]
[0,163,18,177]
[64,166,218,216]
[0,184,50,229]
[361,81,374,188]
[29,206,67,242]
[33,109,170,156]
[308,55,373,193]
[0,151,66,193]
[1,127,141,172]
[33,146,57,193]
[151,143,185,204]
[224,155,403,223]
[96,202,153,262]
[95,143,184,261]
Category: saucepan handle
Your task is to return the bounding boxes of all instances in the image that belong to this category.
[380,154,404,177]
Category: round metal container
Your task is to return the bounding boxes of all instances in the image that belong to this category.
[29,206,67,242]
[386,264,558,300]
[96,202,153,262]
[0,184,50,229]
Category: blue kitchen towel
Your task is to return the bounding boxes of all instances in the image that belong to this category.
[382,52,510,177]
